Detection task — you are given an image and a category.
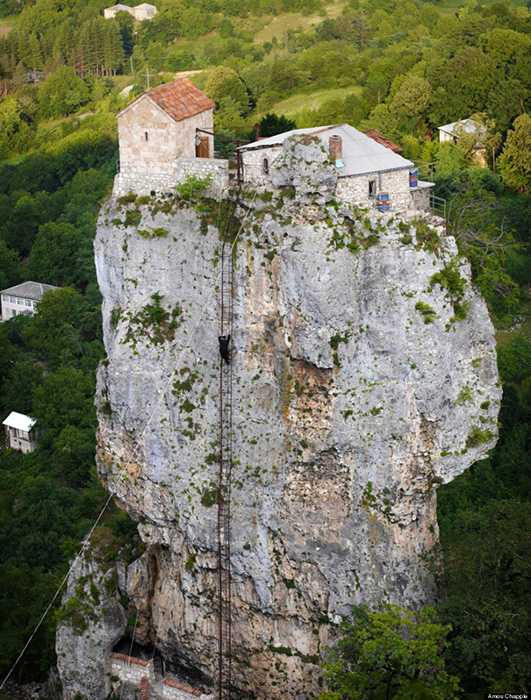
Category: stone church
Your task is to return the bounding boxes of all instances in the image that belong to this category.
[114,78,228,196]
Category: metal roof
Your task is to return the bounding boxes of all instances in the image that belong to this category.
[239,124,414,177]
[105,4,132,10]
[3,411,37,432]
[0,281,59,301]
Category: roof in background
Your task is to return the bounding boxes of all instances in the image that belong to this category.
[105,4,132,9]
[0,281,60,300]
[363,129,402,153]
[239,124,414,177]
[438,118,483,135]
[117,79,215,123]
[2,411,37,432]
[134,3,156,7]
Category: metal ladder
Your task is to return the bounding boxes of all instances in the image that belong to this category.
[217,241,233,700]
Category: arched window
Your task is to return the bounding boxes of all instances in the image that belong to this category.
[263,158,269,175]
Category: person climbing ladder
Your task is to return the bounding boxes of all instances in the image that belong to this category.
[219,335,231,365]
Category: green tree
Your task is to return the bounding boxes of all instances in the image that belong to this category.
[38,66,90,118]
[0,239,20,289]
[22,287,85,368]
[0,97,36,160]
[25,222,81,285]
[205,65,250,115]
[319,604,460,700]
[438,501,531,692]
[499,114,531,193]
[389,75,431,130]
[258,113,296,138]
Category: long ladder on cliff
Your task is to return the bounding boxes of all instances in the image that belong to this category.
[218,241,234,700]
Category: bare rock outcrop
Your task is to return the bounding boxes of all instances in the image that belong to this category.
[56,188,500,699]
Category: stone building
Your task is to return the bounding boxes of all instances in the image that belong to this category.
[3,412,38,453]
[0,281,59,321]
[114,78,228,196]
[238,123,433,214]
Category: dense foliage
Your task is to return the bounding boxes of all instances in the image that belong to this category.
[319,604,460,700]
[0,0,530,692]
[0,122,135,681]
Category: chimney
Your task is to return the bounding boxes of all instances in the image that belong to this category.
[329,134,343,166]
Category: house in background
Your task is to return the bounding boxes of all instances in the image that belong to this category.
[103,2,157,19]
[114,78,228,196]
[238,123,434,214]
[3,412,39,453]
[130,3,157,19]
[438,118,487,165]
[103,3,132,18]
[0,281,59,321]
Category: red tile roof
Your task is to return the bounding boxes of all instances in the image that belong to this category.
[363,130,402,153]
[163,677,203,697]
[144,78,214,122]
[110,652,153,667]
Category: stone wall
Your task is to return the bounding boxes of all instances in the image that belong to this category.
[335,168,411,210]
[241,147,283,188]
[109,654,155,686]
[113,157,229,199]
[118,97,214,176]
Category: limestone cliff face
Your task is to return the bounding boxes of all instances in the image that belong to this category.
[58,182,500,699]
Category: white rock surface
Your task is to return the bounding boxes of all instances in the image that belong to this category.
[57,187,500,699]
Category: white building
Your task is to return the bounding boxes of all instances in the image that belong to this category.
[438,118,485,144]
[0,281,59,321]
[103,3,132,18]
[130,3,157,19]
[238,123,433,214]
[103,2,157,19]
[3,412,38,453]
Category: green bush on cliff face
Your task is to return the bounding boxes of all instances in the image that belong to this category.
[175,174,213,199]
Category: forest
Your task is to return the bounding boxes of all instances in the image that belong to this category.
[0,0,530,695]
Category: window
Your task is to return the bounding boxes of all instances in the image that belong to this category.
[10,296,16,304]
[368,180,377,197]
[25,299,32,306]
[263,158,269,175]
[144,132,148,141]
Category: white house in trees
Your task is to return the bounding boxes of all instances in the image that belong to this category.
[3,412,39,453]
[103,3,157,19]
[0,281,59,321]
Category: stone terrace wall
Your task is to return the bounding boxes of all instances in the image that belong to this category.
[113,158,229,199]
[109,653,155,686]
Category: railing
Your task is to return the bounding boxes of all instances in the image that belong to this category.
[430,192,446,219]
